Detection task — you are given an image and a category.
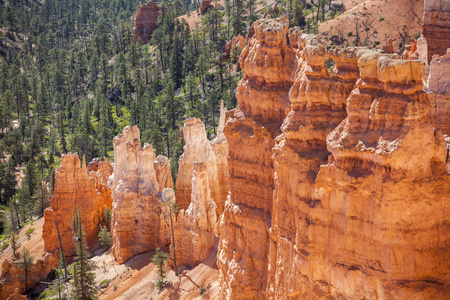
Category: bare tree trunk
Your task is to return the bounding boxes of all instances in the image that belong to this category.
[55,222,69,281]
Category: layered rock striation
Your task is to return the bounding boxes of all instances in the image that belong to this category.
[133,0,159,43]
[267,30,366,299]
[111,126,164,264]
[43,153,112,257]
[218,16,450,299]
[218,17,297,299]
[422,0,450,63]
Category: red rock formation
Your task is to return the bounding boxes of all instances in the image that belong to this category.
[111,126,163,264]
[133,0,159,44]
[1,253,55,298]
[173,162,218,268]
[403,39,419,60]
[427,50,450,135]
[267,31,365,299]
[43,154,111,257]
[219,16,450,299]
[224,34,246,57]
[200,0,213,15]
[87,157,114,212]
[218,16,296,299]
[422,0,450,63]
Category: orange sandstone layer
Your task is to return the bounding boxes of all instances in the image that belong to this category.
[218,16,450,299]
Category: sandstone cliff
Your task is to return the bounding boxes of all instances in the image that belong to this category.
[218,16,450,299]
[43,153,111,257]
[111,126,163,264]
[423,0,450,63]
[218,16,296,299]
[133,0,159,43]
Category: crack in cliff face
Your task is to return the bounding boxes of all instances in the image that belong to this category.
[218,16,450,299]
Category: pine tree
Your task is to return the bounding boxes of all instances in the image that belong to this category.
[72,207,96,300]
[98,226,112,249]
[14,247,34,291]
[152,247,169,290]
[10,229,17,256]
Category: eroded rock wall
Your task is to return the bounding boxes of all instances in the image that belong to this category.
[218,16,297,299]
[423,0,450,63]
[267,31,365,299]
[310,53,449,299]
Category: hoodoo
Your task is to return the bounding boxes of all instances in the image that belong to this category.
[111,126,166,264]
[43,153,112,257]
[133,0,159,43]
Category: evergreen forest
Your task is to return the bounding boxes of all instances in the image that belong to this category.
[0,0,336,234]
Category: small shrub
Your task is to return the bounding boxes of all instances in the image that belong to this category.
[26,227,35,240]
[199,284,206,295]
[100,279,110,288]
[414,31,421,39]
[364,25,370,31]
[374,41,380,46]
[379,17,384,21]
[1,240,9,251]
[347,31,353,37]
